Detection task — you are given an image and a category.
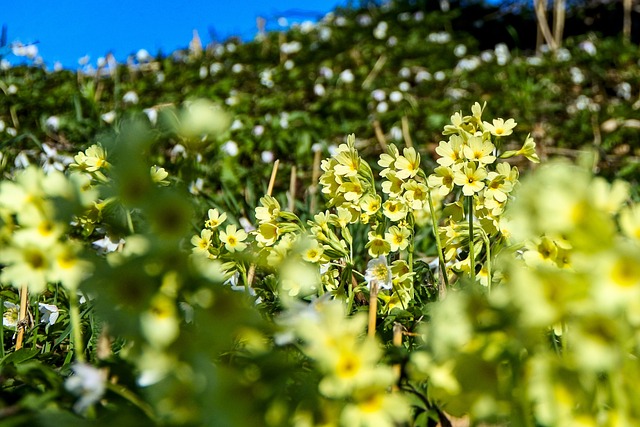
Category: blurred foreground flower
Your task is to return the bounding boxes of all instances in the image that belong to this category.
[65,363,107,414]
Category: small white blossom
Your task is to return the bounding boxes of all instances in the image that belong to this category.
[189,177,204,195]
[319,27,332,41]
[199,66,208,79]
[414,11,425,21]
[101,111,116,124]
[261,151,274,163]
[319,66,334,79]
[372,89,386,101]
[399,67,411,79]
[373,21,388,40]
[122,91,139,105]
[387,36,398,47]
[415,70,431,83]
[143,108,158,125]
[45,116,60,132]
[555,48,571,62]
[427,32,451,44]
[312,143,323,153]
[7,84,17,95]
[579,40,597,56]
[495,43,510,65]
[398,81,411,92]
[277,17,288,27]
[434,71,446,81]
[231,63,243,74]
[280,41,302,55]
[284,59,294,70]
[339,69,354,84]
[3,301,19,329]
[280,112,290,129]
[454,44,467,57]
[376,102,389,113]
[210,62,222,74]
[357,14,372,26]
[390,126,403,141]
[389,91,403,103]
[253,125,265,137]
[314,83,326,96]
[38,303,60,326]
[65,363,107,414]
[480,51,494,62]
[221,140,239,156]
[365,256,392,290]
[570,67,585,85]
[136,49,151,62]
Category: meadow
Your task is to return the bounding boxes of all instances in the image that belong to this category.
[1,0,639,425]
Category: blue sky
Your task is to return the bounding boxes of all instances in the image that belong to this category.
[3,0,346,68]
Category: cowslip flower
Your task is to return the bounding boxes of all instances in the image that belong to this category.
[385,225,410,252]
[462,136,496,165]
[191,229,213,257]
[394,147,421,179]
[205,208,227,229]
[483,118,517,137]
[366,233,391,258]
[453,162,487,196]
[219,224,248,252]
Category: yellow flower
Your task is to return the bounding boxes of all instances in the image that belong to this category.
[219,224,248,252]
[205,208,227,229]
[338,177,365,202]
[435,135,464,167]
[302,238,324,263]
[394,147,421,180]
[483,117,517,137]
[516,134,540,163]
[382,199,408,222]
[385,225,410,252]
[402,180,428,210]
[462,135,496,165]
[380,171,403,197]
[255,195,280,224]
[359,194,382,216]
[366,232,391,257]
[453,162,487,196]
[256,222,279,246]
[191,229,213,256]
[150,165,170,186]
[428,166,456,197]
[341,387,412,427]
[620,203,640,241]
[378,145,399,178]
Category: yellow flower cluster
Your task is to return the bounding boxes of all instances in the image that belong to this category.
[281,299,411,426]
[0,167,96,293]
[428,102,538,284]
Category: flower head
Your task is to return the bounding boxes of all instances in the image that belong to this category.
[365,255,392,290]
[219,224,248,253]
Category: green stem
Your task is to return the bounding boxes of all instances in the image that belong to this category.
[468,196,476,283]
[69,291,85,363]
[408,212,415,299]
[427,189,449,288]
[481,230,492,293]
[0,297,4,359]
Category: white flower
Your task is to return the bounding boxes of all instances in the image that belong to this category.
[253,125,265,137]
[526,56,542,66]
[454,44,467,57]
[495,43,510,66]
[230,119,243,131]
[231,63,243,73]
[371,89,386,101]
[314,83,326,96]
[365,256,392,290]
[280,41,302,55]
[7,84,17,95]
[389,91,403,103]
[319,27,332,41]
[189,177,204,195]
[373,21,388,39]
[155,72,165,84]
[101,111,116,124]
[38,303,60,326]
[327,144,338,156]
[278,17,289,27]
[339,69,354,84]
[261,151,274,163]
[570,67,585,85]
[0,119,5,132]
[579,40,597,56]
[1,59,11,70]
[427,32,451,44]
[555,48,571,62]
[221,140,239,156]
[238,217,255,232]
[335,16,347,26]
[284,59,294,70]
[616,82,632,100]
[226,43,237,53]
[65,363,107,414]
[3,301,19,329]
[398,81,410,92]
[279,112,289,129]
[387,36,398,47]
[434,71,446,81]
[357,14,372,26]
[143,108,158,125]
[398,12,410,22]
[481,51,494,62]
[399,67,411,79]
[376,102,389,113]
[45,116,60,132]
[414,11,425,21]
[122,91,139,105]
[312,143,323,153]
[78,55,90,66]
[199,66,208,79]
[92,235,124,254]
[415,70,431,83]
[210,63,222,74]
[390,126,402,141]
[319,66,334,79]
